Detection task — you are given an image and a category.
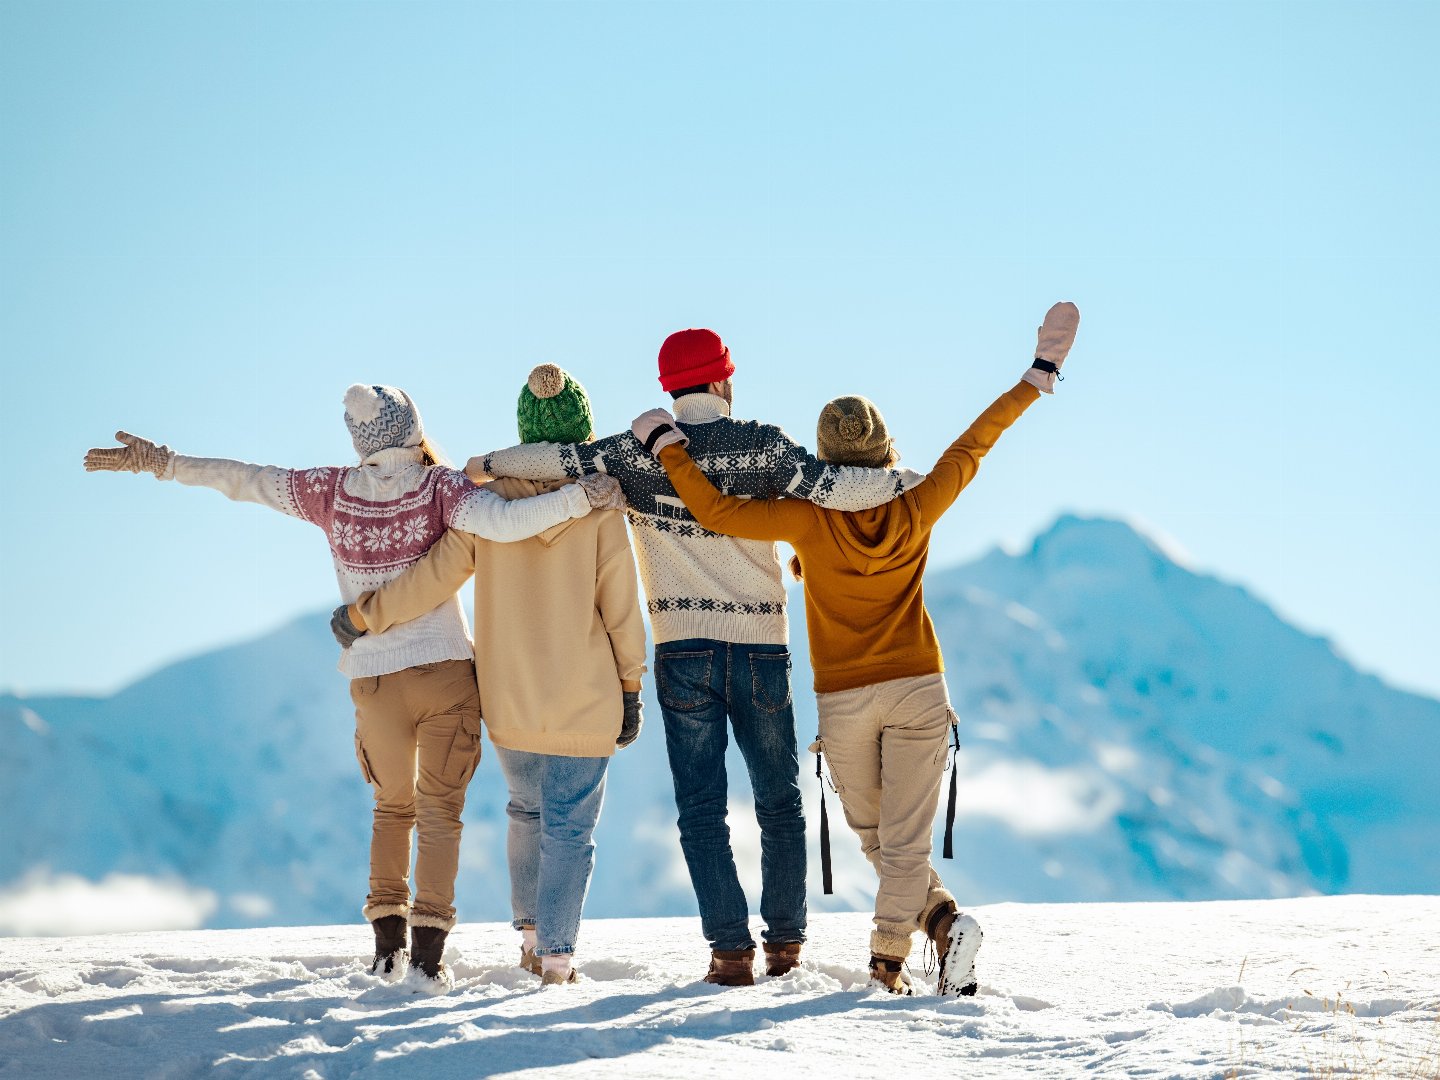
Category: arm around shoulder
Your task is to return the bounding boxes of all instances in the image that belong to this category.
[354,529,476,634]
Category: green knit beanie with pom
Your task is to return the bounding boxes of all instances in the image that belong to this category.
[517,364,594,444]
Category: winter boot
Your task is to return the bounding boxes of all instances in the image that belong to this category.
[409,925,450,986]
[926,902,981,997]
[704,948,756,987]
[869,955,914,996]
[541,955,578,986]
[370,914,408,976]
[763,942,802,977]
[519,945,542,976]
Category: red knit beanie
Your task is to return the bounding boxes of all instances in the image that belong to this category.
[657,328,735,392]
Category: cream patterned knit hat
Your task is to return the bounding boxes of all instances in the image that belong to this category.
[344,384,425,458]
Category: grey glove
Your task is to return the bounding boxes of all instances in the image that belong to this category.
[576,472,627,512]
[617,691,643,748]
[83,430,174,478]
[331,604,367,648]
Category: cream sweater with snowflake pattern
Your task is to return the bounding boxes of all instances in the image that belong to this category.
[164,446,590,677]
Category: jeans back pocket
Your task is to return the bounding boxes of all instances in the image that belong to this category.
[750,651,793,714]
[657,650,715,713]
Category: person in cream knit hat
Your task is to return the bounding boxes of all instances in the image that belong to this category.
[85,383,623,994]
[343,363,646,987]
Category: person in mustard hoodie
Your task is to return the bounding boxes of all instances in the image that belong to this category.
[629,302,1080,996]
[337,365,648,987]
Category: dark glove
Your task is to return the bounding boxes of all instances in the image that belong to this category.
[331,604,367,648]
[617,691,643,748]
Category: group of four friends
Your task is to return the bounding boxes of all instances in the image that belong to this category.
[83,301,1081,998]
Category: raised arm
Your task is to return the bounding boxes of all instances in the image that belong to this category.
[353,529,476,634]
[913,301,1080,523]
[767,429,923,511]
[911,382,1041,522]
[83,431,322,523]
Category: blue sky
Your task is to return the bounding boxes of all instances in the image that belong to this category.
[2,0,1436,698]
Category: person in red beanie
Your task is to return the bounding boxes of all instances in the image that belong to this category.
[470,331,921,986]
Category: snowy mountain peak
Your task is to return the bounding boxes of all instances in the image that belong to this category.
[1022,513,1192,576]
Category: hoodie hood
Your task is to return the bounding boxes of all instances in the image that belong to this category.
[816,493,927,576]
[484,476,580,546]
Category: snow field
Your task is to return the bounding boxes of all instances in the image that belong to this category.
[2,896,1437,1079]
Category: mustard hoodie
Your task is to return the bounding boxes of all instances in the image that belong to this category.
[658,382,1040,694]
[354,478,647,757]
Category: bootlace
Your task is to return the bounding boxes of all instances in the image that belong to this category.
[922,935,938,978]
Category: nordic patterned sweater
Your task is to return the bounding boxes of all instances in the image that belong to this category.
[162,445,590,678]
[477,393,922,646]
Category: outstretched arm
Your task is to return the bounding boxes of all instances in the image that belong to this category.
[353,529,476,634]
[84,431,320,523]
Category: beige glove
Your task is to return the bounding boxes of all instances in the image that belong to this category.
[83,431,174,478]
[1022,302,1081,394]
[575,472,626,512]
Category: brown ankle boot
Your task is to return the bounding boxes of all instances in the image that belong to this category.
[926,901,981,997]
[763,942,802,977]
[869,955,914,996]
[519,944,541,976]
[704,948,756,986]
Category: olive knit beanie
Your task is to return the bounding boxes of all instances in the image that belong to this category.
[517,364,594,444]
[816,395,893,468]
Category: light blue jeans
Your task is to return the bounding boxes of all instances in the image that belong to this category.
[494,746,609,957]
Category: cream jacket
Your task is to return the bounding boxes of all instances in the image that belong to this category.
[355,478,647,757]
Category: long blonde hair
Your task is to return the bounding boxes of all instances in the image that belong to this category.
[419,436,451,468]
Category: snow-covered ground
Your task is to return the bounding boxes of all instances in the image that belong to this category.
[3,896,1436,1079]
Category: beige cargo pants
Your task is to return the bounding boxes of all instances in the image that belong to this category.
[815,672,957,961]
[350,658,482,931]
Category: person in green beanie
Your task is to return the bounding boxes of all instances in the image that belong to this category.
[340,363,647,986]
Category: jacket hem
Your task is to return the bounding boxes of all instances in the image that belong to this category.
[488,729,618,759]
[812,654,944,695]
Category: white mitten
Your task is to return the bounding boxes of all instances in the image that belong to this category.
[631,409,689,456]
[1022,301,1080,394]
[83,430,175,478]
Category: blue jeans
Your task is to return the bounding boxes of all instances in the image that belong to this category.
[494,747,609,957]
[655,639,806,951]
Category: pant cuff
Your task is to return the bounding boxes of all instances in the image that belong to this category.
[410,911,456,932]
[534,945,575,957]
[363,902,410,923]
[512,919,536,931]
[870,926,914,962]
[918,887,957,932]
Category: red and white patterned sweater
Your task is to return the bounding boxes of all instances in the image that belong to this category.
[164,445,590,677]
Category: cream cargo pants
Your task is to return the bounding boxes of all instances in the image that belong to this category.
[350,658,482,931]
[815,672,957,961]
